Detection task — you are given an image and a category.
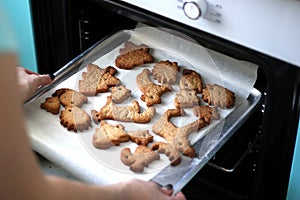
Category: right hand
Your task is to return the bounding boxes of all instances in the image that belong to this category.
[119,179,186,200]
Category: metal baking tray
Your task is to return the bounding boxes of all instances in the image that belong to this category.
[23,26,262,193]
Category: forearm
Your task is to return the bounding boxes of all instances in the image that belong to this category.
[46,176,122,200]
[0,61,120,200]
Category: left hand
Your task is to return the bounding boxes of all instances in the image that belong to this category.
[17,67,52,102]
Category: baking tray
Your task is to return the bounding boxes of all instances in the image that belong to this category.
[23,26,262,193]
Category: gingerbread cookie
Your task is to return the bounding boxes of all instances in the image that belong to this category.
[179,69,203,93]
[92,120,129,149]
[40,96,60,114]
[91,96,156,123]
[192,105,220,124]
[152,108,207,158]
[128,130,153,146]
[119,41,149,54]
[115,41,154,70]
[137,69,172,107]
[151,142,181,166]
[202,84,235,108]
[59,106,92,132]
[52,88,88,108]
[174,89,201,109]
[111,84,132,103]
[120,145,160,173]
[79,63,120,96]
[152,60,180,84]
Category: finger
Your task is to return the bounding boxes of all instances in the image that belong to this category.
[23,67,39,75]
[33,74,52,85]
[38,74,53,85]
[150,181,174,196]
[161,187,173,196]
[28,74,52,93]
[161,184,173,196]
[172,191,186,200]
[17,66,36,75]
[149,180,162,190]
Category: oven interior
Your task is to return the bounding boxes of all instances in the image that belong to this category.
[30,0,300,200]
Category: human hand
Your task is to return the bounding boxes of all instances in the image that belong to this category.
[16,67,52,102]
[119,179,186,200]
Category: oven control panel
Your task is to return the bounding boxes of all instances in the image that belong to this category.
[120,0,300,67]
[177,0,222,22]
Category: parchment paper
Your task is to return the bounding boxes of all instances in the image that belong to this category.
[24,24,258,185]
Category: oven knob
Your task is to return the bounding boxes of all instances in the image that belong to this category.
[183,0,208,20]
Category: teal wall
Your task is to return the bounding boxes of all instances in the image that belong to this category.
[0,0,37,72]
[287,118,300,200]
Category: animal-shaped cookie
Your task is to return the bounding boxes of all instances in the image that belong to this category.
[202,84,235,108]
[59,106,92,132]
[128,130,153,146]
[151,142,181,166]
[91,96,156,123]
[179,69,203,93]
[92,120,129,149]
[192,105,220,124]
[174,89,201,109]
[137,69,172,107]
[111,84,132,103]
[152,60,180,84]
[115,41,154,70]
[40,96,60,114]
[120,145,160,173]
[79,63,120,96]
[152,108,207,159]
[52,88,88,107]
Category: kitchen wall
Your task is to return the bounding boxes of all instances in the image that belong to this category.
[1,0,37,72]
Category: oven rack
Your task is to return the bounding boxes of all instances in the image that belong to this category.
[207,133,260,173]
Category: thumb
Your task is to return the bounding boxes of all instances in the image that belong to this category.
[37,74,52,86]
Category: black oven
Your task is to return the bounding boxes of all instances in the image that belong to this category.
[30,0,300,199]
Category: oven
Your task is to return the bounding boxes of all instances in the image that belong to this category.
[29,0,300,199]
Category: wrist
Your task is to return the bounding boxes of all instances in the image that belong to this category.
[110,180,134,200]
